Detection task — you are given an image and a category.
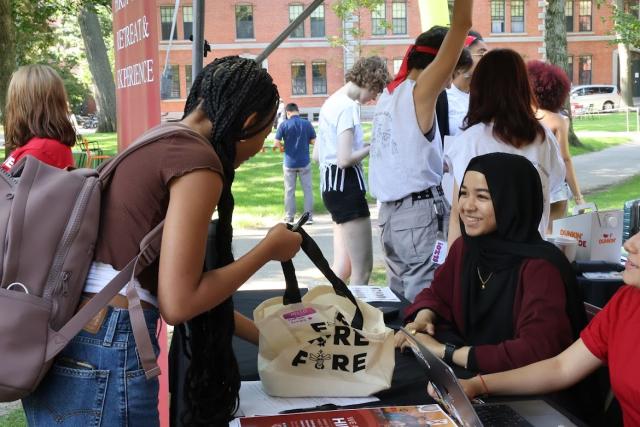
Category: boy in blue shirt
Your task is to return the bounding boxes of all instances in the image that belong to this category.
[275,103,316,224]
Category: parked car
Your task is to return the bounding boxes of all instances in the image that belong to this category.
[570,85,622,113]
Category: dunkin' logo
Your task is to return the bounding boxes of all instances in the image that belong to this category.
[560,229,583,240]
[560,229,587,248]
[599,233,617,245]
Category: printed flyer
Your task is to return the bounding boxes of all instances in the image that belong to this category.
[230,404,456,426]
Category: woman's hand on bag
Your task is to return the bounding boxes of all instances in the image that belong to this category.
[262,223,302,261]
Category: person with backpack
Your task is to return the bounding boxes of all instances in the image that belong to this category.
[2,65,76,172]
[21,56,302,426]
[368,0,473,302]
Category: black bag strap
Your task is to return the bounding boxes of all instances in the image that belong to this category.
[281,227,364,329]
[435,90,450,144]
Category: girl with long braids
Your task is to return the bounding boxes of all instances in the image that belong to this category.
[22,56,302,426]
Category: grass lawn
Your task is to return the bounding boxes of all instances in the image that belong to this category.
[572,111,640,133]
[581,174,640,211]
[569,135,631,157]
[0,409,25,427]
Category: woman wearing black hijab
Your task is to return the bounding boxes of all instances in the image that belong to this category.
[395,152,586,374]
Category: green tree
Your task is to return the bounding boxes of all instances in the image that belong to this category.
[545,0,583,147]
[612,1,640,47]
[330,0,386,67]
[0,0,14,120]
[78,2,117,132]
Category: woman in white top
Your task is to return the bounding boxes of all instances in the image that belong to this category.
[446,49,566,245]
[315,56,391,285]
[446,31,488,137]
[527,60,586,232]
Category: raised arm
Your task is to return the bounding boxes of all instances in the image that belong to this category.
[414,0,473,133]
[157,169,302,325]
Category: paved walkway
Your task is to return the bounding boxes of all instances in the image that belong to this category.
[573,131,640,192]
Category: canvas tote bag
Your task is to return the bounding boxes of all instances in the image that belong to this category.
[254,228,395,397]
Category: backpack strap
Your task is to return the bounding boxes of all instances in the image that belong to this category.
[45,217,165,379]
[98,123,210,187]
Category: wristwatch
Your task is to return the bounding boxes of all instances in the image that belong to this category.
[443,342,457,365]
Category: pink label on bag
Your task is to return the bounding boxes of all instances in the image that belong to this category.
[282,307,317,326]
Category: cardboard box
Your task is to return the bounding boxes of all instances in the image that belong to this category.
[552,205,623,263]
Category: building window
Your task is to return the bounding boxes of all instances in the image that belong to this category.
[160,7,177,40]
[312,61,327,94]
[393,58,403,76]
[578,0,592,31]
[183,6,193,40]
[310,5,325,37]
[392,1,407,34]
[185,64,193,95]
[291,62,307,95]
[372,2,386,35]
[491,0,505,33]
[565,0,574,32]
[289,4,305,38]
[566,56,573,83]
[161,65,180,99]
[579,55,592,85]
[235,4,254,39]
[511,0,524,32]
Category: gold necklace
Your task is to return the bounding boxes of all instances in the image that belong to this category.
[477,268,493,289]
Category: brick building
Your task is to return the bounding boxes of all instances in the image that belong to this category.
[155,0,636,118]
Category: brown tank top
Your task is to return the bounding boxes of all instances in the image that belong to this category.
[94,124,223,294]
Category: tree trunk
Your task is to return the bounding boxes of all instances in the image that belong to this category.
[78,3,116,133]
[0,0,15,124]
[545,0,583,147]
[616,0,634,108]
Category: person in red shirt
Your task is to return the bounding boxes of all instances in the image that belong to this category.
[460,230,640,426]
[2,64,76,172]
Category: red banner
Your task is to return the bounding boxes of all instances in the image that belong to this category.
[113,0,161,150]
[112,2,168,426]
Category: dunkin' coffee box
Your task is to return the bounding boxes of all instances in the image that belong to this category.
[552,208,623,263]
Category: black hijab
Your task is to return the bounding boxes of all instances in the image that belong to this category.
[459,153,586,346]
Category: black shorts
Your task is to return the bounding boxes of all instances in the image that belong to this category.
[321,165,370,224]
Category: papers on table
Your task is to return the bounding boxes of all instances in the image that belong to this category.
[306,284,401,302]
[235,381,379,417]
[582,271,624,280]
[348,285,401,302]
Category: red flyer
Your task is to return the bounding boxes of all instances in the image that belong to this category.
[231,404,456,426]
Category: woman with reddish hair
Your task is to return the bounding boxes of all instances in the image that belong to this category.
[528,60,585,230]
[445,49,566,244]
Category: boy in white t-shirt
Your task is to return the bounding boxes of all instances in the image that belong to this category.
[368,0,473,302]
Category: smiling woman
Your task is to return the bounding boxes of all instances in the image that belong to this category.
[394,152,586,377]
